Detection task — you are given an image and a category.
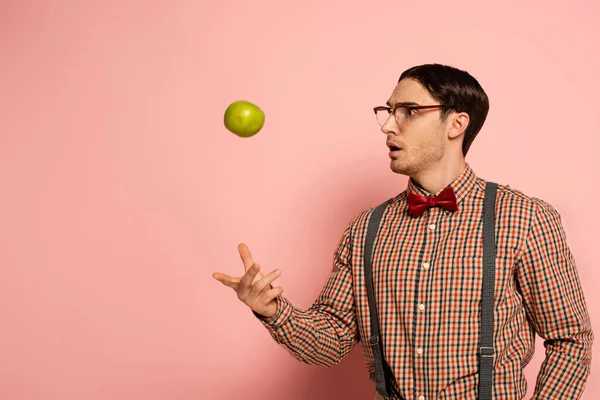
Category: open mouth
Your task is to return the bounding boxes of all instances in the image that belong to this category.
[388,143,402,158]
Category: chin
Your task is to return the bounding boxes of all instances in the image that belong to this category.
[390,160,409,175]
[391,159,421,177]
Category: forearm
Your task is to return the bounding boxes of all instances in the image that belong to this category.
[254,296,358,367]
[531,338,592,399]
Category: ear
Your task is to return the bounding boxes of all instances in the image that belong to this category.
[447,112,470,140]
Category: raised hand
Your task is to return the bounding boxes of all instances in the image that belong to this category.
[212,243,284,318]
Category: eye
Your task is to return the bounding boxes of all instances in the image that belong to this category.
[407,108,417,116]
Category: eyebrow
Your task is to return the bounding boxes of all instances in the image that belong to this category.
[385,101,421,107]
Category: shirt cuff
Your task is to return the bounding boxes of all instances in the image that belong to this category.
[252,296,292,328]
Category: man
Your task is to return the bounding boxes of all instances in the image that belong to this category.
[212,64,593,399]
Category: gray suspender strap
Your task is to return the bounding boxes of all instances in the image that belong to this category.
[479,181,498,400]
[364,182,498,400]
[364,199,403,399]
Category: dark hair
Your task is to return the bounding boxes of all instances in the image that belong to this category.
[398,63,489,156]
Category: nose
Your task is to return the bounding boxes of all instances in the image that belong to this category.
[381,114,399,135]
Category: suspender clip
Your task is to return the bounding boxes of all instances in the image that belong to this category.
[369,335,380,346]
[480,346,495,358]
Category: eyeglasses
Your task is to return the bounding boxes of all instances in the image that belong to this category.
[373,104,445,127]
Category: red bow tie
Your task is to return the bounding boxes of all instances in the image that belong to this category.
[407,186,458,217]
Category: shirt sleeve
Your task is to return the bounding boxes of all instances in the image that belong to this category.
[251,223,360,367]
[516,200,594,399]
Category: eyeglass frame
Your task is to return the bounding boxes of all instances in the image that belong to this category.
[373,103,446,127]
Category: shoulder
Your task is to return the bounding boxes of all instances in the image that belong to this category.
[346,191,407,232]
[475,178,563,229]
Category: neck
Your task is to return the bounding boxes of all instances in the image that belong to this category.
[410,156,467,195]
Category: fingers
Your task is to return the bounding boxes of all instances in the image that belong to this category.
[260,286,284,304]
[251,268,281,297]
[238,244,265,282]
[239,263,260,287]
[238,264,282,304]
[238,243,254,272]
[212,272,241,289]
[214,263,284,318]
[237,263,261,300]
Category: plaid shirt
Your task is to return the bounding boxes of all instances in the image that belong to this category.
[254,164,593,399]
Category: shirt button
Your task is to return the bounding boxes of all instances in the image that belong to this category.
[418,304,425,311]
[428,223,436,231]
[416,347,423,355]
[418,396,425,400]
[422,262,430,270]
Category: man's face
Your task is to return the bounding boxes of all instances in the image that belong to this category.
[382,78,449,177]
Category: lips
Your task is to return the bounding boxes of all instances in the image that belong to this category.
[386,142,402,151]
[387,142,402,158]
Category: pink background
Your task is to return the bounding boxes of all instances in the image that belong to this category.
[1,1,599,399]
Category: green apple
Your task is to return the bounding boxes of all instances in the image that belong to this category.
[223,100,265,137]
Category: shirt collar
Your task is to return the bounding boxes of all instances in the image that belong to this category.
[406,163,477,207]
